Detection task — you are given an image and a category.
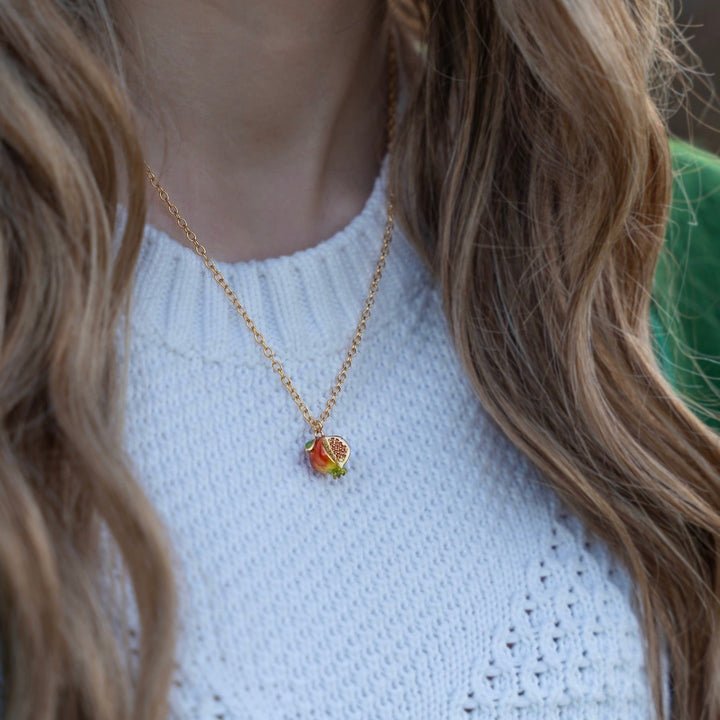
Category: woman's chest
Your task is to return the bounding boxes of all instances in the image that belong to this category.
[122,316,655,720]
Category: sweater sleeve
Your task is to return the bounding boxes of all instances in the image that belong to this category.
[651,138,720,431]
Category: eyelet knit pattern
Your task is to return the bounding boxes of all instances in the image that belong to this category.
[121,162,662,719]
[453,507,653,719]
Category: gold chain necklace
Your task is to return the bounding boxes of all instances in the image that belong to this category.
[145,41,397,479]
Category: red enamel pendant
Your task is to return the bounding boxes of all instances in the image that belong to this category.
[305,435,351,478]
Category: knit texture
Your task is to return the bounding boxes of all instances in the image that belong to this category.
[122,163,659,719]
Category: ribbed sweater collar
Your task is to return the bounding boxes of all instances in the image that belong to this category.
[128,158,434,365]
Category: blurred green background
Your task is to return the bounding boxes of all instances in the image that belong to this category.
[671,0,720,153]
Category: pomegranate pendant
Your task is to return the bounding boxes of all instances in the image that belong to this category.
[305,435,351,478]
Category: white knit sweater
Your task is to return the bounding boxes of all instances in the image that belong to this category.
[122,163,659,720]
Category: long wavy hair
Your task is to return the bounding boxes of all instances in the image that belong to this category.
[0,0,718,719]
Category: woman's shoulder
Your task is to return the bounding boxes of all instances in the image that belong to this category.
[652,138,720,429]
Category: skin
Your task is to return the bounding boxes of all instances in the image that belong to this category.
[118,0,390,263]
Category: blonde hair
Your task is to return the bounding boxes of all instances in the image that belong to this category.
[0,1,718,719]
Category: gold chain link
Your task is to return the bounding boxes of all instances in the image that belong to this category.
[145,40,398,438]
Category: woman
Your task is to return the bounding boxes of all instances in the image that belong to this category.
[0,1,718,719]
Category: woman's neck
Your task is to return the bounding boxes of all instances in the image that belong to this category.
[119,0,390,262]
